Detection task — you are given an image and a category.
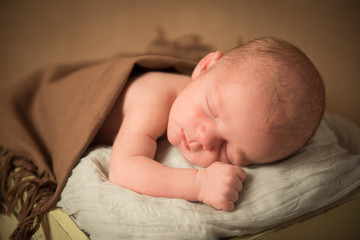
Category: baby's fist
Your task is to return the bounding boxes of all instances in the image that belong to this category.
[196,162,246,211]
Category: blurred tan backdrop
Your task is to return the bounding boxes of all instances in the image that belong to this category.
[0,0,359,125]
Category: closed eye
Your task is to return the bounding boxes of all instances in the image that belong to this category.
[206,96,218,120]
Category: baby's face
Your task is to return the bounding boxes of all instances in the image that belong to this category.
[167,65,278,167]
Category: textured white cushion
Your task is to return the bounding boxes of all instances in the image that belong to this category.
[57,113,360,239]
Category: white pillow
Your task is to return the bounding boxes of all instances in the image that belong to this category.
[57,113,360,240]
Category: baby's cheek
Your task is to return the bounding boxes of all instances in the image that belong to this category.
[166,126,179,147]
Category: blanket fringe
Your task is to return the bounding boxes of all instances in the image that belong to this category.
[0,147,56,240]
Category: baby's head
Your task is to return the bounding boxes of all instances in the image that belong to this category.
[167,37,325,167]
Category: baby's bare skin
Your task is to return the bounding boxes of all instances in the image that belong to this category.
[95,52,247,211]
[94,37,325,211]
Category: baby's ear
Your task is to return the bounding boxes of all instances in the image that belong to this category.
[191,51,223,79]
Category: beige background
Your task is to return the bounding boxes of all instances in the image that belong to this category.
[0,1,359,239]
[0,0,359,125]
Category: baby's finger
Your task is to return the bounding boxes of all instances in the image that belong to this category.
[234,179,243,192]
[228,189,239,203]
[222,200,235,212]
[235,167,247,182]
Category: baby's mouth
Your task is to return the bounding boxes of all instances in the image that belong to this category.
[180,128,190,151]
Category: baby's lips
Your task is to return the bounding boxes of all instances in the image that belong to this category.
[180,128,190,150]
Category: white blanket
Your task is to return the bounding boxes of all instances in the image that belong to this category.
[57,113,360,239]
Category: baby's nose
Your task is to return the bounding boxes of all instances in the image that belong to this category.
[195,123,219,151]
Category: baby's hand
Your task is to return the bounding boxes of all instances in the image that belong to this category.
[196,162,246,211]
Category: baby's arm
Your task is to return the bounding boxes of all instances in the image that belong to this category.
[107,71,246,211]
[109,115,246,211]
[108,101,199,199]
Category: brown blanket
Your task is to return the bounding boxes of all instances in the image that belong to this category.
[0,54,196,239]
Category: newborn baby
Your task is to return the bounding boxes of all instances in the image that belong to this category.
[93,37,325,211]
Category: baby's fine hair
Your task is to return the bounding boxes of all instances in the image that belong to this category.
[219,37,325,159]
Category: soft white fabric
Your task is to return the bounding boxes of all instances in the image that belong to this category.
[57,113,360,240]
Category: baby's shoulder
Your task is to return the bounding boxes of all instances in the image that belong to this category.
[122,71,190,112]
[94,71,190,144]
[121,71,190,137]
